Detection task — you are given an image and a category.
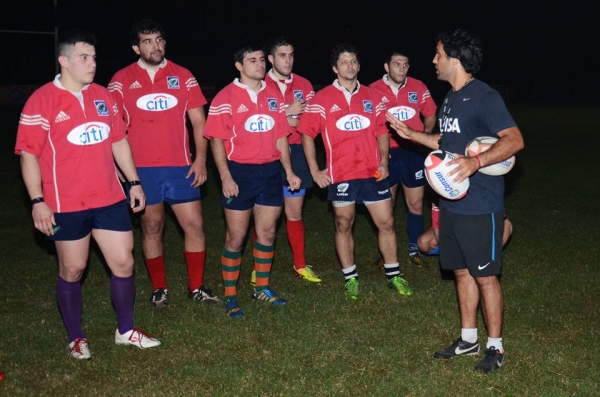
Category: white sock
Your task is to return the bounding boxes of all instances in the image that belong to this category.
[487,337,503,352]
[461,328,478,343]
[342,265,358,280]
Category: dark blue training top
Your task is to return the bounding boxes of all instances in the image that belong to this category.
[438,79,517,215]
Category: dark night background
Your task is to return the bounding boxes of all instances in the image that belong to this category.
[1,0,598,105]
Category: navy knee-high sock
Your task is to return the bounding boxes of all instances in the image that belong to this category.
[407,212,424,254]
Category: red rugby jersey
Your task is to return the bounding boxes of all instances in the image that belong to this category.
[204,79,288,164]
[108,59,207,167]
[15,77,127,213]
[297,81,387,183]
[370,76,437,149]
[265,70,315,145]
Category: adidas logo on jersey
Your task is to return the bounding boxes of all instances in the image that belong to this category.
[330,104,341,112]
[55,111,70,123]
[381,96,389,103]
[237,104,249,113]
[129,81,142,89]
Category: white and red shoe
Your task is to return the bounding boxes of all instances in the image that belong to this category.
[115,328,161,349]
[68,337,91,360]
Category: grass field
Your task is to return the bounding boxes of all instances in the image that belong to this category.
[0,105,598,396]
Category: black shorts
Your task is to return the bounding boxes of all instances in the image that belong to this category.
[224,160,283,210]
[388,148,426,188]
[282,144,313,190]
[327,178,392,205]
[439,209,504,277]
[50,200,132,241]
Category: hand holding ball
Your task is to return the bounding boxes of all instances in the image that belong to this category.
[424,151,470,200]
[465,136,515,176]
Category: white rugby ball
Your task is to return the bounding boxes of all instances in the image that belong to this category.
[465,136,516,176]
[424,150,470,200]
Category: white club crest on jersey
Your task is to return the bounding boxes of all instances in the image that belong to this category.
[244,114,275,133]
[136,93,178,112]
[67,122,110,145]
[335,114,370,131]
[388,105,416,121]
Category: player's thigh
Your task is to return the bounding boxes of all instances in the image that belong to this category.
[402,185,425,213]
[55,235,92,281]
[283,195,304,220]
[253,204,282,232]
[365,198,394,230]
[332,204,356,231]
[140,202,166,230]
[171,200,203,231]
[224,208,253,250]
[92,229,135,277]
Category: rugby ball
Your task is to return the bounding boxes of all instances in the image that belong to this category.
[465,136,515,176]
[424,150,470,200]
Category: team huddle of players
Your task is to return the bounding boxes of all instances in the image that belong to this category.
[16,19,524,374]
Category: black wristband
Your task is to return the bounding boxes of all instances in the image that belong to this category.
[128,180,142,186]
[31,197,44,205]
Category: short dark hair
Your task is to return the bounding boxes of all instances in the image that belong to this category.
[435,29,483,74]
[129,19,166,46]
[330,43,360,68]
[383,50,409,65]
[266,36,293,56]
[57,29,97,57]
[233,41,264,64]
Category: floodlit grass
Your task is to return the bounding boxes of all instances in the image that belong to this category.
[0,105,599,396]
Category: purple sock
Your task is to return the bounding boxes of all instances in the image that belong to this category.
[111,274,135,334]
[56,276,84,342]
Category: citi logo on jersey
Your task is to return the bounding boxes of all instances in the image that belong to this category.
[136,94,179,112]
[244,115,275,133]
[388,106,416,121]
[335,114,371,131]
[67,122,110,145]
[439,116,461,133]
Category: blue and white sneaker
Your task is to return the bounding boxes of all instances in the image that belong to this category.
[252,288,288,305]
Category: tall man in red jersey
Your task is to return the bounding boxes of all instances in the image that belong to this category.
[370,50,437,268]
[16,29,160,360]
[263,36,321,283]
[204,42,301,318]
[299,44,413,299]
[108,19,219,308]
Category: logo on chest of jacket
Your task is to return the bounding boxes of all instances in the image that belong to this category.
[94,100,109,116]
[167,76,180,89]
[267,98,278,111]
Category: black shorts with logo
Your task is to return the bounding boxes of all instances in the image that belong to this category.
[439,209,504,277]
